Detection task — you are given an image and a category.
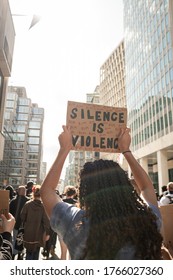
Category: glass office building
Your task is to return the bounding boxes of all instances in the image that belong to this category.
[0,0,15,164]
[123,0,173,191]
[0,86,44,187]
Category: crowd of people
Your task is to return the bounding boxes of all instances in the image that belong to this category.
[0,125,173,260]
[0,179,79,260]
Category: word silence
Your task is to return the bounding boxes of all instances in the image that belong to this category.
[66,101,127,153]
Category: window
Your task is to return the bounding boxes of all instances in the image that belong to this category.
[164,114,168,127]
[165,13,169,26]
[166,71,169,85]
[29,121,41,129]
[13,133,25,141]
[18,106,30,113]
[32,107,44,115]
[28,154,38,160]
[169,111,172,125]
[28,129,40,137]
[11,159,23,166]
[17,114,28,121]
[9,168,22,175]
[166,31,171,45]
[16,125,26,133]
[18,98,30,106]
[28,137,39,144]
[170,68,173,81]
[157,119,160,132]
[7,92,16,100]
[28,145,39,152]
[4,112,11,120]
[6,100,15,108]
[168,49,173,62]
[160,117,164,130]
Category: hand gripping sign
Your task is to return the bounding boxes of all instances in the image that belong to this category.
[66,101,127,153]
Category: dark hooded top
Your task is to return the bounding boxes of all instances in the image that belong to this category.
[20,199,50,252]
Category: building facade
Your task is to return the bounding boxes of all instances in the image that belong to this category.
[100,40,126,108]
[0,0,15,163]
[0,86,44,187]
[99,40,127,164]
[123,0,173,191]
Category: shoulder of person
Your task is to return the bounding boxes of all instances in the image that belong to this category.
[160,195,171,205]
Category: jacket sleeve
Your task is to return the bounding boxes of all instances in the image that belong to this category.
[42,208,50,234]
[0,232,13,260]
[20,202,28,225]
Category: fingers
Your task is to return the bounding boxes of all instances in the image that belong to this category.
[118,127,131,137]
[59,125,72,150]
[126,127,131,133]
[0,214,6,222]
[7,213,15,220]
[117,128,124,138]
[1,213,15,221]
[62,125,71,133]
[62,125,66,131]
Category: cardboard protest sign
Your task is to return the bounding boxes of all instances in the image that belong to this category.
[0,190,9,233]
[66,101,127,153]
[159,205,173,244]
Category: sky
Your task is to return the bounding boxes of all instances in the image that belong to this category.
[8,0,124,175]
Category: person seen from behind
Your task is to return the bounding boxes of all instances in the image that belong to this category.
[159,182,173,205]
[63,185,78,205]
[5,185,16,201]
[40,126,163,260]
[10,185,30,259]
[58,185,78,260]
[26,180,35,197]
[20,185,50,260]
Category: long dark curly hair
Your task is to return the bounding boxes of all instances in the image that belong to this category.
[78,159,163,259]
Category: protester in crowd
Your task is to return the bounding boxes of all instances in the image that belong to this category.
[41,227,59,260]
[20,185,50,260]
[41,190,60,260]
[48,244,60,260]
[159,182,173,205]
[5,185,16,201]
[159,185,167,200]
[63,185,78,205]
[58,185,78,260]
[0,213,15,260]
[40,125,163,260]
[26,180,35,197]
[9,185,30,259]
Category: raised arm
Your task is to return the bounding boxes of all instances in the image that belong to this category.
[40,125,72,218]
[118,128,158,207]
